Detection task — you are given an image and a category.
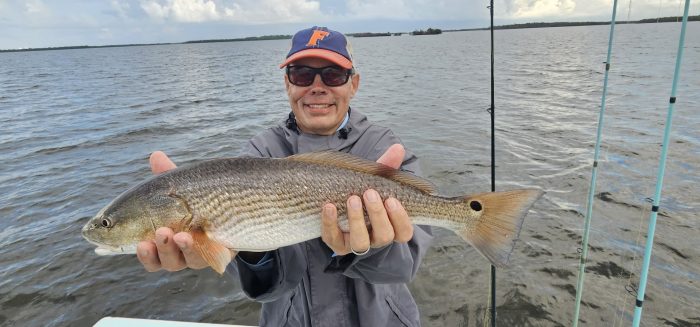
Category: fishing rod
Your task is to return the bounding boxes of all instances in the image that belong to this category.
[633,0,690,325]
[571,0,619,325]
[486,0,496,326]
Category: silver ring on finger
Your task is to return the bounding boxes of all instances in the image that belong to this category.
[351,246,370,256]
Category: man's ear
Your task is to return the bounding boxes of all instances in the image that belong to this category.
[350,73,360,98]
[284,74,291,91]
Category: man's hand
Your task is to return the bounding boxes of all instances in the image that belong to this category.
[321,144,414,256]
[136,151,212,272]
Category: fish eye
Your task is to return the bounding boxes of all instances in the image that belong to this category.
[469,200,483,212]
[101,218,113,228]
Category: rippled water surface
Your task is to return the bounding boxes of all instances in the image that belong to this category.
[1,23,699,327]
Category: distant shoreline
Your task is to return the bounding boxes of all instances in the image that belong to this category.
[1,15,697,53]
[444,15,699,32]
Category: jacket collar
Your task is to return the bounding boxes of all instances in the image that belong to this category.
[279,107,371,154]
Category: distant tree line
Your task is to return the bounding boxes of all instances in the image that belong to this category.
[637,15,699,23]
[411,28,442,35]
[444,15,699,32]
[184,35,291,43]
[347,32,392,38]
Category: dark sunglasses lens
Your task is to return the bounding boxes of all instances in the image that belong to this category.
[320,67,348,86]
[288,67,315,86]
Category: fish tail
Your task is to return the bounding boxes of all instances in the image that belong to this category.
[458,189,544,267]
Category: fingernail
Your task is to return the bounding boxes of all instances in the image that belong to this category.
[157,233,168,245]
[365,190,379,203]
[349,196,362,209]
[140,248,149,257]
[175,240,187,250]
[387,198,398,210]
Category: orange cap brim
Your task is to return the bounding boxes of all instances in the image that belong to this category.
[279,49,352,69]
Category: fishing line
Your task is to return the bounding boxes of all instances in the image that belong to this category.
[571,1,620,326]
[633,1,690,325]
[611,193,653,327]
[627,0,633,21]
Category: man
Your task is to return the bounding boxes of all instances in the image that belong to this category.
[138,26,433,326]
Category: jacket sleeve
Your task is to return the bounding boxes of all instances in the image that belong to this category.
[342,225,432,283]
[230,245,306,302]
[226,138,307,302]
[342,128,434,283]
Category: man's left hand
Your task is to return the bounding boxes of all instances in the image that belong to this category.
[320,144,414,256]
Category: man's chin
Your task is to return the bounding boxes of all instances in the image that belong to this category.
[298,118,341,135]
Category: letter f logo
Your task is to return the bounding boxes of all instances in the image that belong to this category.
[306,29,330,47]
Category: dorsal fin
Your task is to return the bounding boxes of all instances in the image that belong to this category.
[285,151,436,194]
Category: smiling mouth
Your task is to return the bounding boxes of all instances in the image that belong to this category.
[305,104,333,109]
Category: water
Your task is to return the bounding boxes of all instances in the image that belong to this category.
[1,23,699,326]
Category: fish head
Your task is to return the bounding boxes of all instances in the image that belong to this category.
[82,179,191,255]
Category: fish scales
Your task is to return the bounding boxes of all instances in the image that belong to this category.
[162,158,459,250]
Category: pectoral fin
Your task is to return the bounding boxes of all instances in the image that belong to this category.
[191,229,235,275]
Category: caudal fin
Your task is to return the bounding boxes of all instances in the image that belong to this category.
[459,189,544,268]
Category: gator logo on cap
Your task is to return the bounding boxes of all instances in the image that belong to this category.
[306,29,330,47]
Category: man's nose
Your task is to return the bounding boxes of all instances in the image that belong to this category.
[309,75,327,94]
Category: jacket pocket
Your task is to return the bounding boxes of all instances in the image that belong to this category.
[386,296,416,327]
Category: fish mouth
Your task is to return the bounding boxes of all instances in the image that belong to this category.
[83,237,137,256]
[92,244,137,256]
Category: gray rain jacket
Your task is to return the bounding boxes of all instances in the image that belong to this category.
[229,109,433,327]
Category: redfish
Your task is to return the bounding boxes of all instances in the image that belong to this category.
[82,151,543,274]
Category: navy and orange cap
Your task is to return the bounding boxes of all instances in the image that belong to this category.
[280,26,353,69]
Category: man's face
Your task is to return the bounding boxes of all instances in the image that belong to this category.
[285,57,360,135]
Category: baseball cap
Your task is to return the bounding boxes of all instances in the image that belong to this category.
[280,26,353,69]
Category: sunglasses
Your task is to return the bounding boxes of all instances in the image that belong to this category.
[286,65,354,87]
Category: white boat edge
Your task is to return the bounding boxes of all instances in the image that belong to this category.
[93,317,254,327]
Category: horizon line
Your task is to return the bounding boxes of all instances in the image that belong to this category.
[1,15,697,53]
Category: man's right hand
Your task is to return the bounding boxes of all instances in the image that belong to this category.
[136,151,211,272]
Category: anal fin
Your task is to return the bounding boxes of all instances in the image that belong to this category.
[191,229,236,275]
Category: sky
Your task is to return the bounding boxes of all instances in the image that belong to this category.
[0,0,696,49]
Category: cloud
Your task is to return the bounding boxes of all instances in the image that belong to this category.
[141,0,218,22]
[25,0,49,15]
[343,0,486,20]
[139,0,322,23]
[345,0,413,19]
[110,1,132,20]
[224,0,322,23]
[503,0,577,19]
